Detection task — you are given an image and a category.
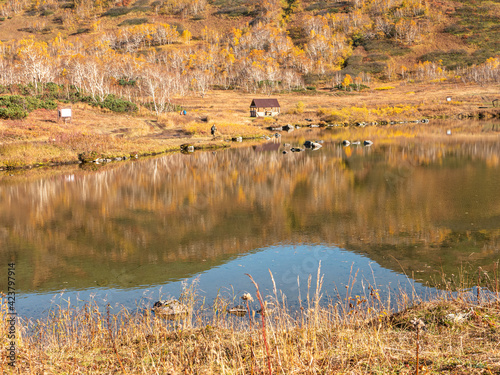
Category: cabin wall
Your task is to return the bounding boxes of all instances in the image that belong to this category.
[250,107,280,117]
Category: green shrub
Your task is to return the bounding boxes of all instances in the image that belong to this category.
[43,82,65,100]
[118,78,137,86]
[118,18,149,26]
[418,49,471,70]
[102,7,132,17]
[0,95,57,118]
[73,28,90,35]
[215,6,252,17]
[17,84,33,96]
[0,106,28,120]
[100,95,138,113]
[38,99,57,110]
[131,6,151,13]
[363,39,411,56]
[334,83,370,91]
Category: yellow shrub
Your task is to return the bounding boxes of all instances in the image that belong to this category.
[296,101,305,114]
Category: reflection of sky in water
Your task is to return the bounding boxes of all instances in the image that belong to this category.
[16,244,433,320]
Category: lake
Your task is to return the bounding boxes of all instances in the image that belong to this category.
[1,123,500,319]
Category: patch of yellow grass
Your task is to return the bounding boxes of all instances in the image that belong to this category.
[0,142,74,168]
[317,104,420,123]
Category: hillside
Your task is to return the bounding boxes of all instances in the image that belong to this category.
[0,0,498,93]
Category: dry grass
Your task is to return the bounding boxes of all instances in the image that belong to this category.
[176,83,500,126]
[1,267,499,374]
[184,121,266,138]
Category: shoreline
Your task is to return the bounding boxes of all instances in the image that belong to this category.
[1,83,499,171]
[1,116,499,173]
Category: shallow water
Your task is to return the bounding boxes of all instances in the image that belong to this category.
[1,123,500,319]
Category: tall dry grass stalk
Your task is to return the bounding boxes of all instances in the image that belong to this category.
[1,267,499,374]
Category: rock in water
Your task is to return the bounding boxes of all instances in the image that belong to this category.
[228,305,247,316]
[152,299,188,319]
[311,142,322,150]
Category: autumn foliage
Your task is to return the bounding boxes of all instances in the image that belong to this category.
[0,0,497,116]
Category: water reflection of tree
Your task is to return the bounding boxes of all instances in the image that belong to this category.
[1,139,500,291]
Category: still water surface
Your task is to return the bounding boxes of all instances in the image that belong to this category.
[1,126,500,318]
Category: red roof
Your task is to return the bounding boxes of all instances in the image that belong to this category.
[250,99,280,108]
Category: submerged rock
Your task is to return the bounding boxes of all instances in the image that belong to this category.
[228,305,247,316]
[152,299,189,319]
[256,301,277,315]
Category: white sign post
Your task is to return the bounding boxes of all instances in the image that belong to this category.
[58,108,72,123]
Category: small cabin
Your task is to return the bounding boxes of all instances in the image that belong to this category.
[250,99,280,117]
